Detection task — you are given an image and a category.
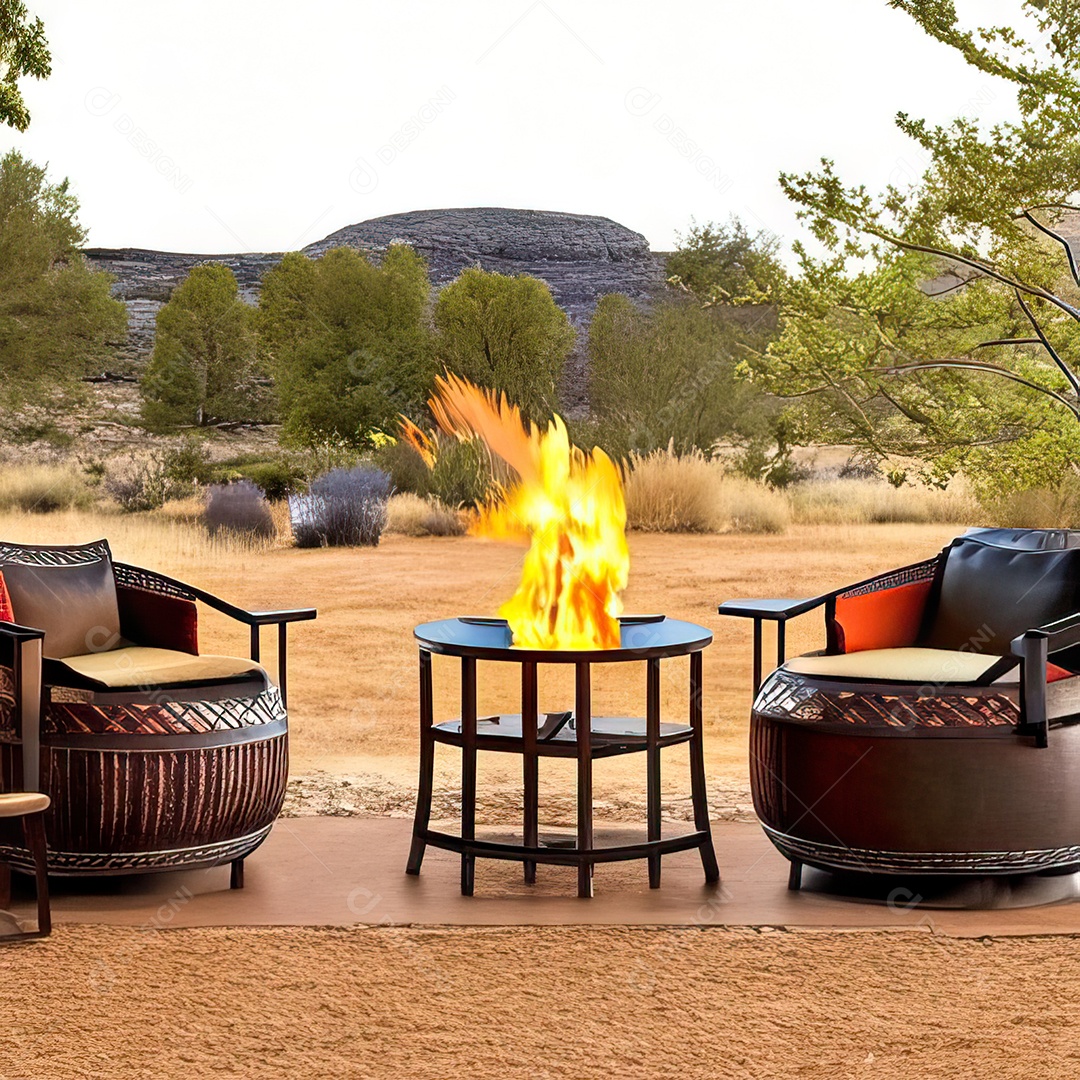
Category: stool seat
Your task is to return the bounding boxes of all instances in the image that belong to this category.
[0,793,50,817]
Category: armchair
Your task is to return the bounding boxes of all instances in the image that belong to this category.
[0,539,315,887]
[720,529,1080,887]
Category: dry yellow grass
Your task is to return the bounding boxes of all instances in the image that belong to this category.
[624,450,790,533]
[384,493,466,536]
[623,450,972,534]
[0,463,94,513]
[0,508,967,800]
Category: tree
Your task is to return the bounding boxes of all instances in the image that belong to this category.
[0,1,49,131]
[141,264,270,430]
[587,294,786,470]
[0,150,125,422]
[259,243,434,448]
[433,268,575,422]
[754,0,1080,494]
[667,216,787,304]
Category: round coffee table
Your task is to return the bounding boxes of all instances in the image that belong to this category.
[405,615,719,898]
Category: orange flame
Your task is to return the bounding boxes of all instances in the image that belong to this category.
[418,374,629,650]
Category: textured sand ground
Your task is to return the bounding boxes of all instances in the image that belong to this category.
[3,924,1078,1079]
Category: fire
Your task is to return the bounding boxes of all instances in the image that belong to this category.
[402,374,629,650]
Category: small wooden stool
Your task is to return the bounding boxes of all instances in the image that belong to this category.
[0,792,51,941]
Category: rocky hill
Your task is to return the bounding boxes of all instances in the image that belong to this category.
[84,208,669,409]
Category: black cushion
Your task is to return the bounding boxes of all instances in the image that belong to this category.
[922,538,1080,657]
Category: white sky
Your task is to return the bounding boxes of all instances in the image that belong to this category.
[2,0,1024,257]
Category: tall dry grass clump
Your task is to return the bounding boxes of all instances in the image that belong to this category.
[385,494,467,537]
[622,449,789,534]
[788,479,975,526]
[0,464,95,513]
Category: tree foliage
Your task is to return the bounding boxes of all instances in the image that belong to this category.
[754,0,1080,494]
[141,263,270,430]
[433,267,575,422]
[259,244,434,449]
[667,216,787,304]
[0,150,125,420]
[586,294,787,470]
[0,1,49,131]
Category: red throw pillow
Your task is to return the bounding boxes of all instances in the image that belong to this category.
[831,579,933,653]
[1048,662,1073,683]
[0,571,12,623]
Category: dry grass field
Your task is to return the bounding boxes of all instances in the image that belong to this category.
[0,509,965,815]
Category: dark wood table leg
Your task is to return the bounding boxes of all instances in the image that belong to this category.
[689,650,720,883]
[23,812,50,937]
[460,656,478,896]
[230,857,245,889]
[407,649,436,875]
[521,661,539,884]
[647,657,662,888]
[0,857,9,909]
[575,661,593,898]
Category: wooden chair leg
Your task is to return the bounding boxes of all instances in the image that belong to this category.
[0,859,10,910]
[788,857,803,891]
[230,857,245,890]
[22,813,51,937]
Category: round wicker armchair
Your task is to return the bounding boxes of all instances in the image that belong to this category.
[0,540,315,886]
[721,529,1080,888]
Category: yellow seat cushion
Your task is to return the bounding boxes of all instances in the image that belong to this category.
[0,792,50,817]
[57,647,264,689]
[785,647,1011,685]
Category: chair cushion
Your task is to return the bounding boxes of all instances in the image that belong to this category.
[54,647,264,690]
[832,579,933,653]
[785,648,1014,685]
[923,538,1080,657]
[116,585,199,655]
[2,558,121,660]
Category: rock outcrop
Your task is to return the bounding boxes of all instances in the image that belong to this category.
[84,208,668,408]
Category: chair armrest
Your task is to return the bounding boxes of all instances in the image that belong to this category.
[1007,615,1080,749]
[1011,611,1080,656]
[0,621,46,643]
[718,596,830,621]
[0,621,44,790]
[718,596,832,694]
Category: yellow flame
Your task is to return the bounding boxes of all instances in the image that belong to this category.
[416,374,629,650]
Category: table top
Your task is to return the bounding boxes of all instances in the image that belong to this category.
[414,615,712,662]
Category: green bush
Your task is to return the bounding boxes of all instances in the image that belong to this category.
[373,439,432,497]
[240,460,306,501]
[427,438,492,508]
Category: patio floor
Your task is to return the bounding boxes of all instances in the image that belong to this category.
[7,818,1080,937]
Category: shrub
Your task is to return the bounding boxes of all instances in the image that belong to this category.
[0,464,95,513]
[163,436,214,487]
[385,493,467,537]
[240,460,307,501]
[204,481,275,541]
[623,447,790,534]
[373,439,431,497]
[104,453,174,512]
[427,437,492,508]
[290,466,392,547]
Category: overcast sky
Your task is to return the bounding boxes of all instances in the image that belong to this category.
[3,0,1022,257]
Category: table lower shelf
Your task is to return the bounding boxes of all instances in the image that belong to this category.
[431,714,693,757]
[416,827,712,867]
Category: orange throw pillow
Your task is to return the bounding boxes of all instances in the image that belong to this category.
[832,579,933,653]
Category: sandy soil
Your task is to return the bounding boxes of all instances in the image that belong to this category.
[4,923,1078,1079]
